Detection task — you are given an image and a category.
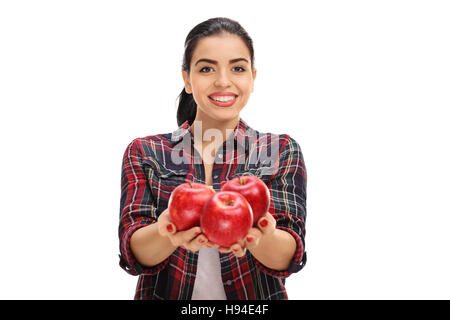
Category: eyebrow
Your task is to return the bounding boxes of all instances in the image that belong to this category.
[194,58,249,66]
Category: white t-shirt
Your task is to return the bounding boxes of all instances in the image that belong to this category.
[191,246,227,300]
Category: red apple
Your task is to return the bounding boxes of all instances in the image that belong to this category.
[168,182,215,231]
[200,191,253,247]
[221,176,270,226]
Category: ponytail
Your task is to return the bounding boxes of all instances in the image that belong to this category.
[176,88,197,127]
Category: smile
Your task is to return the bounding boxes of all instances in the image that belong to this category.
[208,95,238,107]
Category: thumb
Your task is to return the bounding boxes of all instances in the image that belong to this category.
[158,220,176,237]
[257,214,276,235]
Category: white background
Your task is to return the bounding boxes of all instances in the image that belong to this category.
[1,0,449,299]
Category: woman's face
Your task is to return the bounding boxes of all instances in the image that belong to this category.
[182,33,257,124]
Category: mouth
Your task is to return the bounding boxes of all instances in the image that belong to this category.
[208,94,238,107]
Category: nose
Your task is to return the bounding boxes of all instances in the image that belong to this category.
[214,69,232,88]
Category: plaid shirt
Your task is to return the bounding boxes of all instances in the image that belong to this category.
[119,118,307,300]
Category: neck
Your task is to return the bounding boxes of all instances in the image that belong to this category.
[191,114,240,165]
[192,115,240,146]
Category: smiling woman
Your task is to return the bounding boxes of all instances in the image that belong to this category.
[119,17,307,301]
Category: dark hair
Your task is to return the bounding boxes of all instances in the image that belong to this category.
[176,17,255,127]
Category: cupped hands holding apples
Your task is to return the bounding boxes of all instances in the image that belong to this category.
[157,182,214,252]
[158,176,275,257]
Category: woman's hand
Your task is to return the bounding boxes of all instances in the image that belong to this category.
[157,209,213,252]
[217,212,277,257]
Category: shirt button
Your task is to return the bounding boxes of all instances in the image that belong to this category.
[218,154,223,159]
[224,280,233,286]
[213,175,219,179]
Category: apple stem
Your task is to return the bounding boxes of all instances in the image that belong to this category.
[239,177,246,185]
[188,182,192,188]
[225,199,235,206]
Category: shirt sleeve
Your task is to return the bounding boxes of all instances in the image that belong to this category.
[118,138,169,276]
[253,134,307,278]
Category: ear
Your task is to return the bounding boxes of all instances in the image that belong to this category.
[251,68,257,93]
[182,71,192,94]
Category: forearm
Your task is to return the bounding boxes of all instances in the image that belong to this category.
[248,229,297,271]
[130,222,177,267]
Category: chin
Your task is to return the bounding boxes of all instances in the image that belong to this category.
[198,106,241,121]
[213,109,242,122]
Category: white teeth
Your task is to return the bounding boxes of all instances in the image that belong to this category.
[210,95,236,102]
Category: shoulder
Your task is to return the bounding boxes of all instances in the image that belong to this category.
[247,127,302,157]
[279,134,304,156]
[123,132,174,159]
[244,126,283,147]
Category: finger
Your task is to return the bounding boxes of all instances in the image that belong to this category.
[245,228,262,249]
[186,234,209,252]
[218,246,232,254]
[199,234,214,248]
[170,226,202,247]
[258,213,276,235]
[196,234,213,248]
[231,243,246,257]
[204,239,215,248]
[157,209,175,236]
[159,221,176,237]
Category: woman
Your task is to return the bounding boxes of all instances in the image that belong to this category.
[119,17,307,300]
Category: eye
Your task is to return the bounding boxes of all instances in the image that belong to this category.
[200,66,213,73]
[233,66,246,72]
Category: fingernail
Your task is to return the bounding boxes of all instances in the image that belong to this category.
[233,247,239,252]
[246,237,253,243]
[166,224,173,233]
[194,231,201,236]
[259,219,268,228]
[198,238,205,244]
